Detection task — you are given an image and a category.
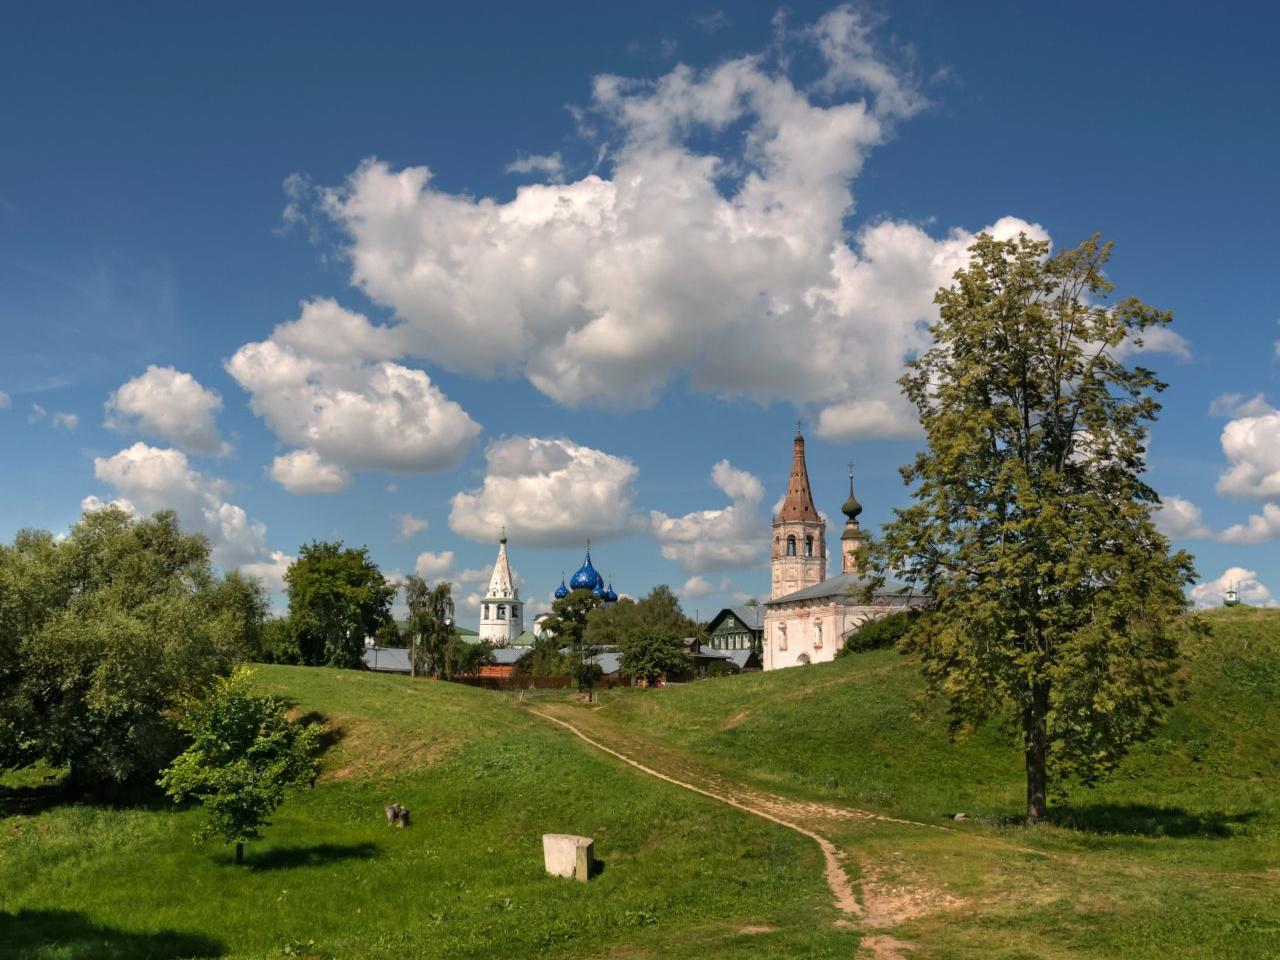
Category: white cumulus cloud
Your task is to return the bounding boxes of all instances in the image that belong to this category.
[91,442,287,576]
[1154,495,1210,540]
[0,391,10,410]
[651,459,767,572]
[306,8,1043,440]
[506,152,565,180]
[449,436,640,546]
[227,298,480,488]
[1209,392,1272,419]
[1189,566,1273,609]
[395,513,428,540]
[414,550,455,578]
[681,574,715,598]
[1219,503,1280,545]
[269,450,351,495]
[105,365,227,454]
[1216,405,1280,501]
[52,412,78,430]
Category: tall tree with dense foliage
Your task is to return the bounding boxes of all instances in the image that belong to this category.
[284,541,394,669]
[874,233,1195,822]
[160,668,320,864]
[402,574,454,678]
[0,508,266,789]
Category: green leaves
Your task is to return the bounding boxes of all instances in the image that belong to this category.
[284,541,394,668]
[877,233,1193,819]
[159,667,320,853]
[1,507,267,788]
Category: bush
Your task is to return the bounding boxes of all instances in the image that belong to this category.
[837,610,916,657]
[706,659,741,678]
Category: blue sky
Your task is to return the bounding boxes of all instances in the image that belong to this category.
[2,1,1278,621]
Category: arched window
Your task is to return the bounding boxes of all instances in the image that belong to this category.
[779,623,788,650]
[497,604,506,620]
[786,536,796,556]
[804,535,814,557]
[815,622,823,648]
[483,603,489,619]
[797,653,811,666]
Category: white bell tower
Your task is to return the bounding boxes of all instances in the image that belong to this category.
[479,532,522,645]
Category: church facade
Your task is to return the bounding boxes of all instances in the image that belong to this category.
[762,430,926,670]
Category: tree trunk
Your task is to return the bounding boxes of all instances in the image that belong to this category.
[1023,684,1049,824]
[235,842,244,864]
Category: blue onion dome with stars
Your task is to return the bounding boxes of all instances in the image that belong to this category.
[554,575,569,600]
[569,544,605,592]
[604,581,618,602]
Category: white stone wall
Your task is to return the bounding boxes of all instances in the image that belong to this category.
[479,599,522,645]
[762,600,896,670]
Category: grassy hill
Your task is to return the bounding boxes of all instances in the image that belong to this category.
[559,606,1280,957]
[2,607,1277,959]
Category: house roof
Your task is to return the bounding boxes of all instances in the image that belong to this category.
[708,605,764,632]
[764,572,927,606]
[363,646,412,673]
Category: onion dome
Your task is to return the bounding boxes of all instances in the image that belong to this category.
[592,581,605,598]
[842,466,863,522]
[569,544,604,592]
[604,581,618,602]
[554,574,569,600]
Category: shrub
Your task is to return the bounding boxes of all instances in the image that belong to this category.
[838,610,916,656]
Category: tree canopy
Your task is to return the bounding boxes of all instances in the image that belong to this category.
[0,507,266,789]
[874,233,1194,822]
[284,541,394,668]
[402,574,453,677]
[159,667,319,863]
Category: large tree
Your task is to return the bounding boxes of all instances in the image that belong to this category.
[402,574,454,678]
[0,508,266,789]
[284,541,394,669]
[875,233,1194,823]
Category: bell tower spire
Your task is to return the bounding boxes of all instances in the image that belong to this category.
[771,428,826,599]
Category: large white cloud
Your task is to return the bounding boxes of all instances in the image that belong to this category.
[269,450,350,495]
[651,459,767,572]
[90,443,288,577]
[305,8,1045,439]
[105,365,228,455]
[226,298,480,490]
[1219,503,1280,545]
[1216,402,1280,501]
[1154,495,1210,540]
[449,436,639,546]
[1189,566,1273,609]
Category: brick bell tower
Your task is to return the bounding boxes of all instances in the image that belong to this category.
[771,426,827,599]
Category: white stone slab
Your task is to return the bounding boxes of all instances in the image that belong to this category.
[542,833,593,882]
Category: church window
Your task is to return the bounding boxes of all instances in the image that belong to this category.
[815,622,823,648]
[779,623,788,650]
[497,604,506,620]
[805,535,813,557]
[786,536,796,556]
[483,603,489,619]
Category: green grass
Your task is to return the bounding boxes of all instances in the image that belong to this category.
[3,608,1278,959]
[1,668,854,959]
[565,606,1280,958]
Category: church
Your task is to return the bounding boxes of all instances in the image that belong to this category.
[762,429,925,669]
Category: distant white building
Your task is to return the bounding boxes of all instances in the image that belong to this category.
[762,430,926,669]
[478,534,523,646]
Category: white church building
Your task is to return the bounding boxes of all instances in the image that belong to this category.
[478,534,523,646]
[762,430,926,670]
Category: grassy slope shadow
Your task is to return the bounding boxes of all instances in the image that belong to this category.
[0,909,224,959]
[247,841,380,871]
[1047,803,1258,838]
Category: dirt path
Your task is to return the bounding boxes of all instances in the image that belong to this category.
[528,706,993,960]
[531,708,865,919]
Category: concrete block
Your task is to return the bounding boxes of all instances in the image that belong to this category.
[543,833,594,882]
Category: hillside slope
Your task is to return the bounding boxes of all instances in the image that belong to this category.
[1,666,856,960]
[545,607,1280,958]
